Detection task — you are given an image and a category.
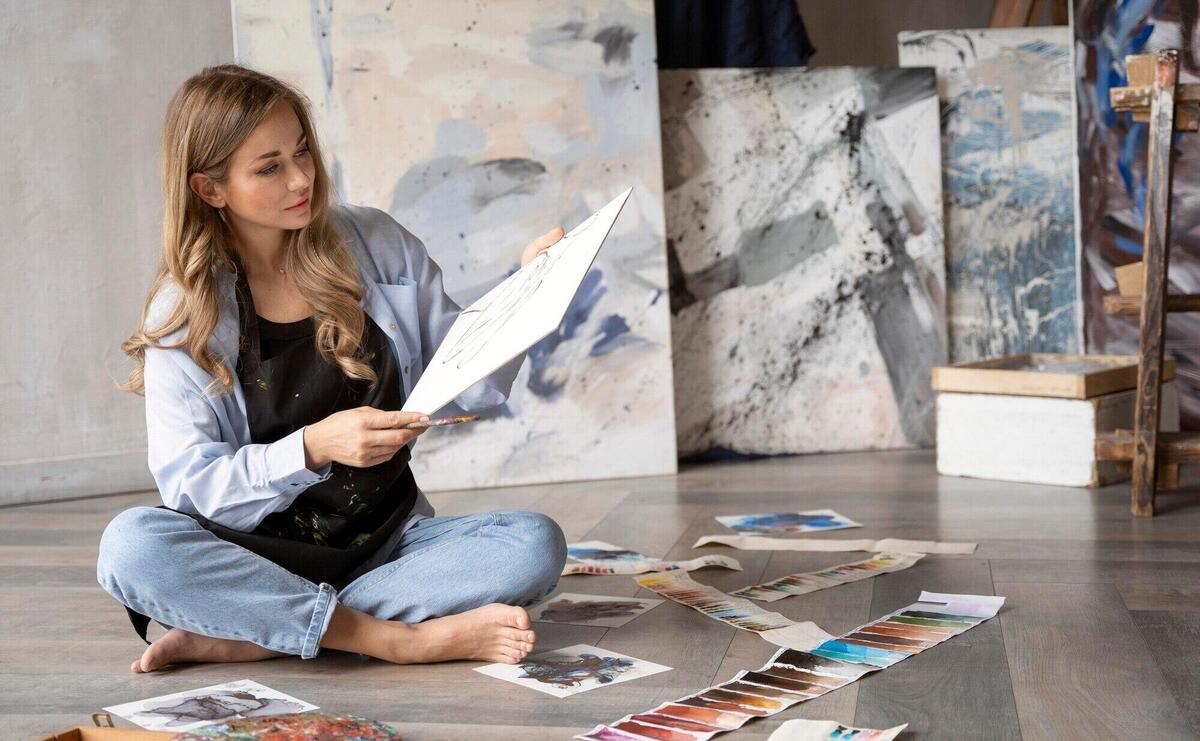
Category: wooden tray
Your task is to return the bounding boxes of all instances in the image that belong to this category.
[931,353,1177,399]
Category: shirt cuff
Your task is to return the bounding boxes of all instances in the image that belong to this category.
[265,426,334,490]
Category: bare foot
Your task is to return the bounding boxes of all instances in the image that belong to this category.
[389,603,536,665]
[131,628,287,673]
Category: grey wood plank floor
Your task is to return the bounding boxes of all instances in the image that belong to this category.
[3,449,1199,740]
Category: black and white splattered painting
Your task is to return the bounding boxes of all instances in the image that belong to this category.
[661,68,947,457]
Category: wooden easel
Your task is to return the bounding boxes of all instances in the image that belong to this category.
[1097,50,1199,516]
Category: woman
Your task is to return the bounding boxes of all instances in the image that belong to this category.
[97,64,569,674]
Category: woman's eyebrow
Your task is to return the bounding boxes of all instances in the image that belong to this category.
[251,132,307,163]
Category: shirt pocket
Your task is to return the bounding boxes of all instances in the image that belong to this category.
[372,278,422,369]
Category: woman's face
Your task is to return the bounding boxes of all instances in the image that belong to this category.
[196,101,316,234]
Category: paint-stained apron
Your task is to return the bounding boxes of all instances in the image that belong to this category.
[124,265,418,644]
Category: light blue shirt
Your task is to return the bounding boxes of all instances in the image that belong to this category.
[142,203,524,532]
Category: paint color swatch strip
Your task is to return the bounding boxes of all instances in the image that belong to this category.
[635,570,832,651]
[576,591,1003,741]
[731,552,924,602]
[694,535,977,555]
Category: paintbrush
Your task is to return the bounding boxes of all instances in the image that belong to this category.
[400,414,480,430]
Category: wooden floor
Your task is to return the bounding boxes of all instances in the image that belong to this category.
[3,450,1200,740]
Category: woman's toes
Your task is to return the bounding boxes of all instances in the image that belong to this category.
[499,605,531,630]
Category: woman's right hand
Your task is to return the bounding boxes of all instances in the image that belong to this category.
[303,407,430,469]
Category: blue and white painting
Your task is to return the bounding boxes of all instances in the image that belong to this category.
[899,28,1081,363]
[1075,0,1200,430]
[662,68,946,456]
[715,510,861,534]
[233,1,677,490]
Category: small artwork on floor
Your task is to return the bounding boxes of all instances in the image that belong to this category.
[767,718,908,740]
[716,510,861,534]
[563,540,742,576]
[528,592,665,627]
[102,679,318,732]
[474,643,671,698]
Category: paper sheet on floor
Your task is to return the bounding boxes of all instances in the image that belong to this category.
[577,591,1003,741]
[767,719,907,740]
[564,540,742,575]
[694,534,976,555]
[635,570,833,651]
[716,509,861,534]
[102,679,318,732]
[474,643,671,698]
[732,553,924,602]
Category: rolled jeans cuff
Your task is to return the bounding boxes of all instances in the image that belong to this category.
[301,582,338,660]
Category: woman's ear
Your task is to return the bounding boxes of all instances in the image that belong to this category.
[188,172,226,209]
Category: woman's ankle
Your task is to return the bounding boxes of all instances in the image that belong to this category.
[319,604,405,658]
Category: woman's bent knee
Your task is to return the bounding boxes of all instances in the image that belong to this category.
[500,511,566,601]
[96,506,181,600]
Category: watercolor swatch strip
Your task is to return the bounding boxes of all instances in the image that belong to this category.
[767,718,907,740]
[695,534,976,555]
[716,510,860,534]
[475,643,670,699]
[731,553,924,603]
[635,571,833,651]
[564,541,742,576]
[528,593,664,628]
[577,592,1003,740]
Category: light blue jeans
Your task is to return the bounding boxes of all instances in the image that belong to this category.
[96,506,567,660]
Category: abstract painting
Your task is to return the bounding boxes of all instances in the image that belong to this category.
[475,643,670,698]
[716,509,861,534]
[528,592,664,627]
[1075,1,1200,428]
[898,28,1081,362]
[233,0,677,489]
[661,67,946,457]
[103,680,317,732]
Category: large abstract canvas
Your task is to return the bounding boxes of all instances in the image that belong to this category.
[899,28,1081,362]
[233,1,677,489]
[661,68,946,456]
[1075,1,1200,428]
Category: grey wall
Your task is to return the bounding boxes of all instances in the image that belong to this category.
[0,2,233,505]
[797,1,999,68]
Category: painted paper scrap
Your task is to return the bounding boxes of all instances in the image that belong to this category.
[732,553,924,602]
[565,541,742,575]
[172,713,401,740]
[636,570,832,651]
[475,643,670,698]
[716,509,861,534]
[695,535,976,555]
[768,718,907,740]
[102,679,318,732]
[577,592,1003,740]
[529,592,664,627]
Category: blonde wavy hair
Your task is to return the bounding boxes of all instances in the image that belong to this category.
[121,64,377,398]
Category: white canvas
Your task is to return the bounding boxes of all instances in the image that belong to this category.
[475,643,671,698]
[404,188,631,415]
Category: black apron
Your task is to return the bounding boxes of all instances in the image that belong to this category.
[125,267,418,644]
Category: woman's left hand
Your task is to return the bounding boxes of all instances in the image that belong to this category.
[520,226,565,267]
